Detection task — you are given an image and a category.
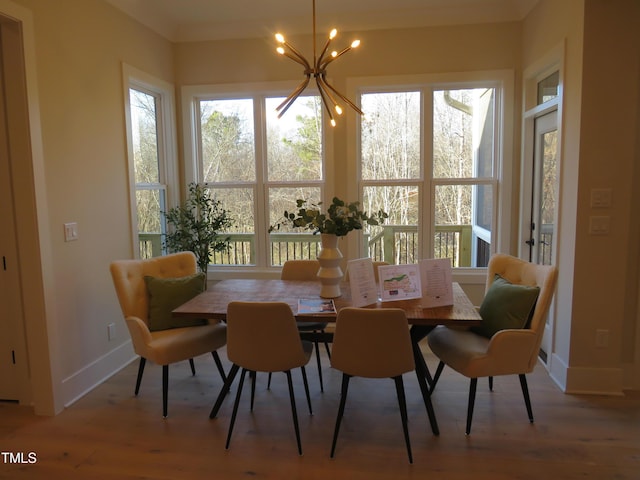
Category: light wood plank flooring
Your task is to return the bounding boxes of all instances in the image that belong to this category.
[1,346,639,479]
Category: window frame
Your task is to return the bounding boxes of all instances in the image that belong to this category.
[122,64,179,259]
[346,71,514,279]
[181,81,334,275]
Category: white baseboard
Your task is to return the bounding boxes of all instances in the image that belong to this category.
[547,352,568,391]
[61,340,136,408]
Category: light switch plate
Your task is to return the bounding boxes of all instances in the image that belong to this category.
[589,216,610,235]
[590,188,612,208]
[64,222,79,242]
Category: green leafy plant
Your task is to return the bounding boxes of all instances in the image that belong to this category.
[270,197,388,237]
[164,183,234,273]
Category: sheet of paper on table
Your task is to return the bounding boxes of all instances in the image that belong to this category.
[419,258,454,308]
[297,298,337,315]
[378,264,422,302]
[347,257,379,307]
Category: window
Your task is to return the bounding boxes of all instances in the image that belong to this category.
[123,66,178,259]
[183,83,326,268]
[358,75,510,268]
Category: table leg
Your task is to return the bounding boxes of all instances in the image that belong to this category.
[410,325,435,387]
[410,326,439,435]
[209,363,239,419]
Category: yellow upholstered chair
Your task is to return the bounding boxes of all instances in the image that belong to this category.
[330,307,415,463]
[110,251,227,417]
[427,253,558,434]
[224,301,313,455]
[280,259,331,392]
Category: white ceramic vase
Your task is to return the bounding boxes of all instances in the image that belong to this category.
[317,233,344,298]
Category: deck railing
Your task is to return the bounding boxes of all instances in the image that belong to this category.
[139,224,480,267]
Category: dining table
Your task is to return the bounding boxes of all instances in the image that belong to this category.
[173,278,482,436]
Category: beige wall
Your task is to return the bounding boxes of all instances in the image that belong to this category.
[573,0,640,388]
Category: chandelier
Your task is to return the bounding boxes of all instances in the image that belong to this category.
[274,0,363,127]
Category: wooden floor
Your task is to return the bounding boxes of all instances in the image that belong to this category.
[1,346,639,479]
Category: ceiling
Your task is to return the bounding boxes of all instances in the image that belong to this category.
[104,0,539,43]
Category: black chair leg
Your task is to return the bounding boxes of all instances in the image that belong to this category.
[226,368,247,450]
[189,358,196,376]
[466,378,478,435]
[314,340,324,392]
[250,371,257,411]
[430,361,445,394]
[519,374,534,423]
[212,351,227,382]
[285,370,303,456]
[134,357,146,395]
[300,366,313,415]
[393,375,413,464]
[162,365,169,418]
[330,373,351,458]
[488,376,494,391]
[322,329,331,359]
[210,363,240,419]
[267,372,272,390]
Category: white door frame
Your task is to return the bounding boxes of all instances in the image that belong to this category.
[520,45,564,371]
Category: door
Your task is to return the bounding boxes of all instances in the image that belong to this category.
[0,19,28,401]
[526,110,558,361]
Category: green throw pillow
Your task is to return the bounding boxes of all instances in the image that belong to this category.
[471,274,540,339]
[145,273,208,331]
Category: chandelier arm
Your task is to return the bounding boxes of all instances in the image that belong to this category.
[283,42,312,70]
[321,75,364,115]
[276,77,311,117]
[316,37,334,67]
[315,81,335,123]
[277,76,311,111]
[316,75,341,110]
[279,51,311,69]
[319,46,351,69]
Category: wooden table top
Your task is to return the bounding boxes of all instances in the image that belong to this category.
[173,279,482,327]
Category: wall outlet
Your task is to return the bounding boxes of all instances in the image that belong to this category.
[595,329,609,348]
[107,323,116,341]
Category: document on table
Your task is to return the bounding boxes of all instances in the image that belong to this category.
[297,298,337,315]
[419,258,453,308]
[378,264,422,302]
[347,258,379,307]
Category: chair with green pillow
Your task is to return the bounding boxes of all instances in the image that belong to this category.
[110,251,227,417]
[427,253,558,434]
